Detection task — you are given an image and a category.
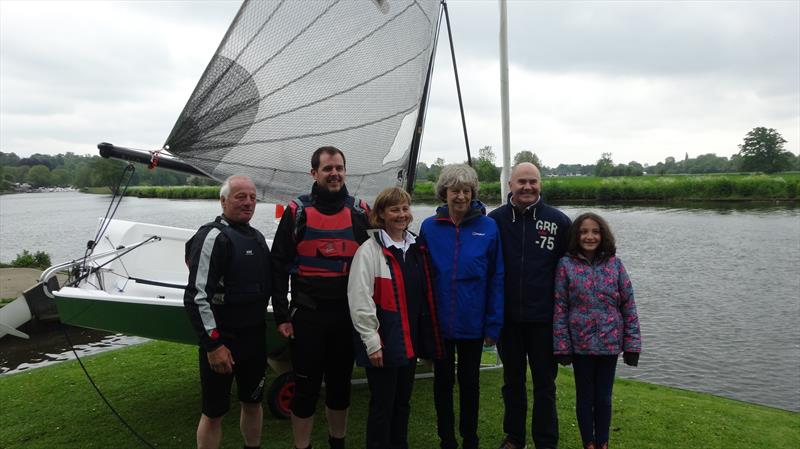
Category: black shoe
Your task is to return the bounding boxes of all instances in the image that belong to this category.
[328,435,345,449]
[498,437,526,449]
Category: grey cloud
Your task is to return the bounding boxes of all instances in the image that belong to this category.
[448,1,798,85]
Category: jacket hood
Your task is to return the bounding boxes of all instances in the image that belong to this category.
[567,250,612,265]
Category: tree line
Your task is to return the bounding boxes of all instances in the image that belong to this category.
[2,127,797,190]
[417,127,799,182]
[0,152,216,191]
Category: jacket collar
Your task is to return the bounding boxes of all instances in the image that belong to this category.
[368,228,418,260]
[434,199,486,225]
[310,182,349,213]
[218,215,252,231]
[507,193,541,222]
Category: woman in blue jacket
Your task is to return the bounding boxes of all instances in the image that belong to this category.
[420,164,504,449]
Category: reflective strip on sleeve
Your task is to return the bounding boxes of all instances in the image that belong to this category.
[194,227,222,336]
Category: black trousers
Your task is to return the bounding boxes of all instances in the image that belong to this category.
[289,304,354,418]
[433,338,484,449]
[198,325,267,418]
[365,362,417,449]
[497,322,559,449]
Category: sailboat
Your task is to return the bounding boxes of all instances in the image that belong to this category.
[2,0,463,418]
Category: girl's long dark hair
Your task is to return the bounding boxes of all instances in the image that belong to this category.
[567,212,616,259]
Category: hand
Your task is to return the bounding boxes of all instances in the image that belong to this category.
[277,322,294,339]
[207,344,234,374]
[484,336,496,346]
[623,351,639,367]
[555,354,572,366]
[368,349,384,368]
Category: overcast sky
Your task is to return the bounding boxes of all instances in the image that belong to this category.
[1,0,798,168]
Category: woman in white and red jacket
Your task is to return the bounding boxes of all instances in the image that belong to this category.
[348,187,444,449]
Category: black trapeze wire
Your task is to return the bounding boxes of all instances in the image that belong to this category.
[63,162,157,448]
[442,0,471,166]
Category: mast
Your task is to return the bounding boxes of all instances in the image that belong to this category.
[499,0,511,204]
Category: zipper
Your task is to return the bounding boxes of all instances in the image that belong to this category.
[519,212,526,318]
[451,223,460,337]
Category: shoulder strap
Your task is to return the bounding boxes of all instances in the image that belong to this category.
[290,195,314,240]
[346,195,368,215]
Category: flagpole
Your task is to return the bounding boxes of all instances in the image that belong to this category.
[499,0,511,204]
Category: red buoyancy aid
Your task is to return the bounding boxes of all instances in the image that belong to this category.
[290,195,364,278]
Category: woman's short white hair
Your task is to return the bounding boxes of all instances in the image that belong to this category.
[435,164,479,201]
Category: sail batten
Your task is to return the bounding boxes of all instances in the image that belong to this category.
[165,0,441,202]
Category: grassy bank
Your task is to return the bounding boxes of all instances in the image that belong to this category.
[80,186,113,194]
[544,172,800,203]
[1,341,797,448]
[82,173,800,203]
[123,185,222,199]
[416,173,800,203]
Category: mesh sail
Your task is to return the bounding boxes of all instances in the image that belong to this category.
[164,0,441,203]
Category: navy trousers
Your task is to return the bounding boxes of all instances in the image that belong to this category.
[365,362,417,449]
[497,322,559,449]
[572,354,618,445]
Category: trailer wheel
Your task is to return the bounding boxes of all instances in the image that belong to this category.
[267,372,294,419]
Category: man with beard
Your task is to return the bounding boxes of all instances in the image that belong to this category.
[488,163,572,449]
[271,146,370,449]
[184,175,271,449]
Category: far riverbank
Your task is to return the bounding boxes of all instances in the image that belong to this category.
[78,172,800,203]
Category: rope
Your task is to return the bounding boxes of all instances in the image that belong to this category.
[74,163,136,286]
[61,324,156,448]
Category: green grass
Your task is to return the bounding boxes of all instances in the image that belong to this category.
[80,173,800,203]
[80,187,113,194]
[543,173,800,202]
[124,185,221,199]
[391,174,800,203]
[1,341,797,448]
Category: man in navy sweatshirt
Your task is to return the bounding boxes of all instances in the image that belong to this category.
[488,163,572,449]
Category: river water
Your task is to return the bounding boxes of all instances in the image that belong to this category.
[1,192,798,411]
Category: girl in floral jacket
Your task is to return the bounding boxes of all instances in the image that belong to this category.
[553,212,641,449]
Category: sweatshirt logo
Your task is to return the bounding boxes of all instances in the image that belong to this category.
[245,249,254,256]
[472,232,485,236]
[534,220,558,250]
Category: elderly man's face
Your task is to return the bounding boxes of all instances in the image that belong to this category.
[509,163,541,208]
[221,178,257,224]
